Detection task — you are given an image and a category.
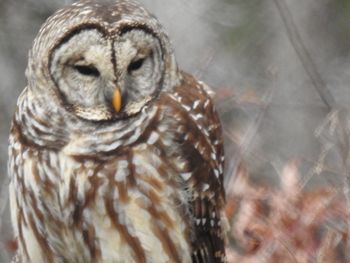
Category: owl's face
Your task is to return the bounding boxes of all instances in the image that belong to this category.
[50,27,164,121]
[26,0,179,122]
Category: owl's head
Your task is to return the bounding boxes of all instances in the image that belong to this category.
[26,0,179,121]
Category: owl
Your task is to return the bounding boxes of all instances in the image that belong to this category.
[8,0,227,262]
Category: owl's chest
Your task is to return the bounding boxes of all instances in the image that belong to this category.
[58,144,191,262]
[12,140,192,262]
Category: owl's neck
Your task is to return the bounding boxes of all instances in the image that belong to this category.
[14,87,158,155]
[61,105,158,158]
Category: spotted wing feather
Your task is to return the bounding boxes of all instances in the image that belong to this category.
[160,72,227,263]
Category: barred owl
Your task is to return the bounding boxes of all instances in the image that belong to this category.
[8,0,227,262]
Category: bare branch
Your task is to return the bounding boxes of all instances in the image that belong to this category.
[273,0,336,111]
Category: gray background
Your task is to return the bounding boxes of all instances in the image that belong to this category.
[1,0,350,261]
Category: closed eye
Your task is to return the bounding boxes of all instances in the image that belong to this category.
[128,58,145,73]
[74,65,100,77]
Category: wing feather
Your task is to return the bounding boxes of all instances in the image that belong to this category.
[162,72,227,263]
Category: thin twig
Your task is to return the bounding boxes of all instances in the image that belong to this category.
[273,0,336,111]
[225,73,277,188]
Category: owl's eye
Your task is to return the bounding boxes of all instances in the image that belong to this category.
[74,65,100,77]
[127,58,145,73]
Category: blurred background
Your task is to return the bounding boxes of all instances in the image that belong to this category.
[1,0,350,262]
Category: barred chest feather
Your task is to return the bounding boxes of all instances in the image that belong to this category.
[13,151,190,262]
[9,73,226,263]
[9,121,193,262]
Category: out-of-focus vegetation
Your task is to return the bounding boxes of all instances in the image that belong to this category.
[2,0,350,262]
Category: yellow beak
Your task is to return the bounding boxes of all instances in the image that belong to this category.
[112,87,122,113]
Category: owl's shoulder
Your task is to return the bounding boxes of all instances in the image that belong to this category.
[10,87,69,152]
[177,71,216,99]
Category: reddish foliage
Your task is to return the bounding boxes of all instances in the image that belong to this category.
[225,161,350,262]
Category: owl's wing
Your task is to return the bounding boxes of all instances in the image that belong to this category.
[162,72,227,263]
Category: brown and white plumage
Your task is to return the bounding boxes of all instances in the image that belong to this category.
[8,1,227,262]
